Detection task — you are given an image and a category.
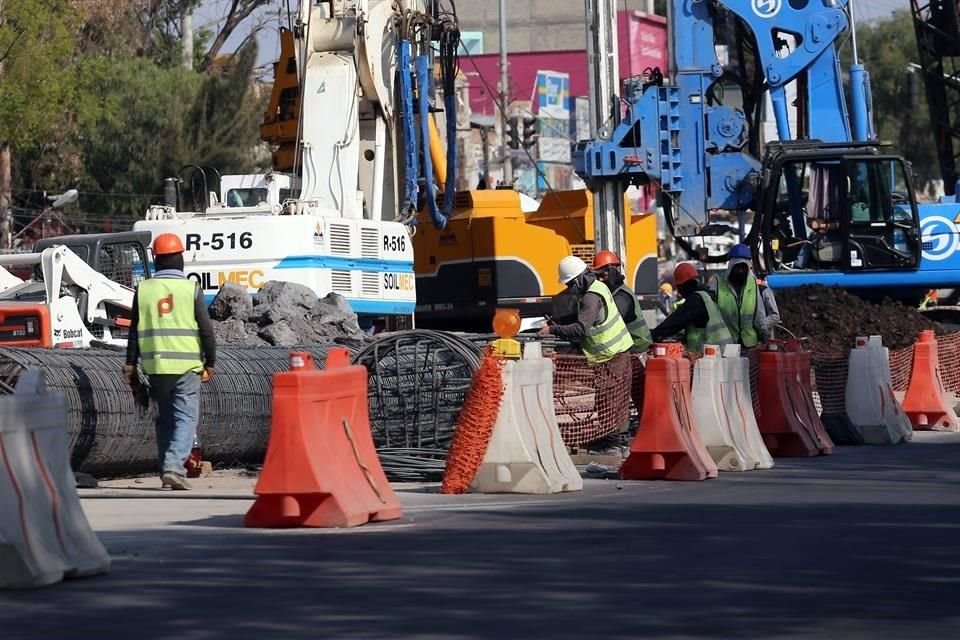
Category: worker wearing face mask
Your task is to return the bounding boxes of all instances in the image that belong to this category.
[651,262,732,354]
[591,250,652,353]
[711,243,776,348]
[539,255,633,364]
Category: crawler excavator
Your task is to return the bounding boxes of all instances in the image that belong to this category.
[574,0,960,311]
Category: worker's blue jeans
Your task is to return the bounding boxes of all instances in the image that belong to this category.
[149,371,201,475]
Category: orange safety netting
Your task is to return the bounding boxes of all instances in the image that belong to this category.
[440,352,506,494]
[766,331,960,417]
[545,330,960,450]
[552,352,633,446]
[629,354,646,420]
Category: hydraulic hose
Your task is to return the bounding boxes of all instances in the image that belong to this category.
[399,39,419,223]
[416,54,448,230]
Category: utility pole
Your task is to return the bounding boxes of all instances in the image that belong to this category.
[0,143,10,250]
[182,11,194,69]
[0,0,12,250]
[498,0,512,184]
[585,0,625,258]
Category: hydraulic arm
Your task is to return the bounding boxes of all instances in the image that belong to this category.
[574,0,888,262]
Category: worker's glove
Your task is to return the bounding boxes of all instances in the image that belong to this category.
[202,367,214,384]
[122,364,137,390]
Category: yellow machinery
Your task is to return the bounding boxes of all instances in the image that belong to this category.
[260,28,300,173]
[412,188,657,330]
[258,25,658,331]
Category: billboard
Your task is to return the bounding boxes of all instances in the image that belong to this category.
[536,70,571,163]
[572,96,591,142]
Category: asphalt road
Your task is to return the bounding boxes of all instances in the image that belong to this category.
[3,432,960,640]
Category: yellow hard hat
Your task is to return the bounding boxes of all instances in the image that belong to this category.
[659,282,673,294]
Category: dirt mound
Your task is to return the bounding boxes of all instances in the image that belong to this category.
[775,285,942,351]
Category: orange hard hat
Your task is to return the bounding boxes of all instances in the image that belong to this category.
[592,250,621,270]
[673,262,700,287]
[152,233,184,256]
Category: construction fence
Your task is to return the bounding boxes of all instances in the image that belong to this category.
[549,332,960,447]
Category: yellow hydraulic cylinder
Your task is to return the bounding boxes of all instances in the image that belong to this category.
[428,115,447,186]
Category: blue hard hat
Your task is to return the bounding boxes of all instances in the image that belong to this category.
[730,244,751,260]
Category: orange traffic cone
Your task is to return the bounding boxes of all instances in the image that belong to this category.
[245,349,403,528]
[619,345,718,481]
[755,344,821,457]
[902,331,960,431]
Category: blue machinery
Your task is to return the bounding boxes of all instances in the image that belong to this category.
[574,0,960,301]
[398,8,460,230]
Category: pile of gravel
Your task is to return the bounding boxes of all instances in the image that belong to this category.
[209,281,368,347]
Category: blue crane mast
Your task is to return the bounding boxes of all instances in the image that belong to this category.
[575,0,960,304]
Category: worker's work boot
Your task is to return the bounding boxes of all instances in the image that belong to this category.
[161,471,192,491]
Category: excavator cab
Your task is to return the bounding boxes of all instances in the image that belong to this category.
[757,143,921,278]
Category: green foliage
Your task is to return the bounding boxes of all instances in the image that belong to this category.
[0,0,81,166]
[0,1,269,224]
[69,41,267,220]
[846,11,939,191]
[71,56,201,218]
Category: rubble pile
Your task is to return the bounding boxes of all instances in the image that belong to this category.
[209,281,368,347]
[775,285,942,351]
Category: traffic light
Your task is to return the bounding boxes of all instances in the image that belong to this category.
[506,116,520,149]
[521,116,539,149]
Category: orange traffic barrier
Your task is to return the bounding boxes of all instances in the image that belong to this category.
[245,349,403,528]
[619,344,718,481]
[754,344,821,457]
[902,331,960,431]
[786,345,835,454]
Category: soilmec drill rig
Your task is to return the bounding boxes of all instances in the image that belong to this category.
[257,2,658,332]
[576,0,960,309]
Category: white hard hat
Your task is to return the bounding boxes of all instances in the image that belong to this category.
[558,255,588,285]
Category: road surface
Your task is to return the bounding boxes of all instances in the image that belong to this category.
[2,432,960,640]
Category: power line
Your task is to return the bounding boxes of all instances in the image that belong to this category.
[10,188,165,199]
[458,41,588,242]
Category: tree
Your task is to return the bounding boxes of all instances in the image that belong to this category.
[0,0,271,227]
[67,40,268,221]
[136,0,273,71]
[0,1,81,185]
[845,11,940,191]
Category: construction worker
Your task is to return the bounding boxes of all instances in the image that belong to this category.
[651,262,732,353]
[124,233,217,491]
[712,243,778,347]
[656,282,674,323]
[538,255,633,364]
[592,250,652,352]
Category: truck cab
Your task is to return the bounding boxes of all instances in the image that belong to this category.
[214,174,299,213]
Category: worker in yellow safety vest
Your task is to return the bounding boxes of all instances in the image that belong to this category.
[591,250,652,352]
[538,255,633,364]
[651,262,732,354]
[710,243,779,348]
[124,233,217,491]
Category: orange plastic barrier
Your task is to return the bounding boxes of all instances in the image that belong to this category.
[245,349,403,528]
[754,344,822,457]
[619,344,718,481]
[787,347,835,454]
[902,331,960,431]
